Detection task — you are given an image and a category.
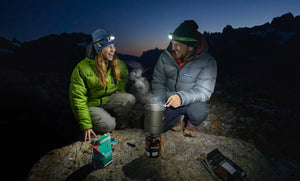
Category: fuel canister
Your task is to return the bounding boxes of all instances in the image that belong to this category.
[145,136,161,158]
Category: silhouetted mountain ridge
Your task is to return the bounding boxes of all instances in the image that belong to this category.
[1,12,299,74]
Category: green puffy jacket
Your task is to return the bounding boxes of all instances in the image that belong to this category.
[69,57,128,131]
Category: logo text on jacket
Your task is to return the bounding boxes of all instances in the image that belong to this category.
[182,74,192,78]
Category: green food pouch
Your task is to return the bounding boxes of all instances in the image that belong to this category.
[92,133,113,169]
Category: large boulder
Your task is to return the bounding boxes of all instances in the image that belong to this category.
[27,129,275,181]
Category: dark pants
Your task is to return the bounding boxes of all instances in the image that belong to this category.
[163,101,208,132]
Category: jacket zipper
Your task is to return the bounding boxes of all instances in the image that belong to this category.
[104,85,108,94]
[100,85,108,106]
[175,68,180,91]
[175,61,190,91]
[167,50,184,92]
[100,65,110,106]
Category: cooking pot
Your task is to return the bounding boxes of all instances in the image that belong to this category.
[144,104,165,136]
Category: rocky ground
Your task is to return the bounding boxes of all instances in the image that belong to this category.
[28,129,276,181]
[200,77,300,180]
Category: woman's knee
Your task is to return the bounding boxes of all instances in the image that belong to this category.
[112,93,136,115]
[105,119,116,132]
[104,93,136,109]
[121,93,136,106]
[94,118,116,133]
[89,107,116,133]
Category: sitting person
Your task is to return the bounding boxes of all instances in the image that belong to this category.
[69,28,135,142]
[152,20,217,137]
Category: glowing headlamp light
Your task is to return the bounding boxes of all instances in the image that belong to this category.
[168,33,197,42]
[108,35,115,42]
[93,35,115,44]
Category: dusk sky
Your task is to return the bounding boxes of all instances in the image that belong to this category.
[1,0,300,56]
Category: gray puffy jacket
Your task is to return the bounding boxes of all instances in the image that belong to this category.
[152,38,217,106]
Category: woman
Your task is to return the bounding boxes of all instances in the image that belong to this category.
[69,29,135,142]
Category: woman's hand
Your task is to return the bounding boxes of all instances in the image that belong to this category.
[84,129,97,142]
[167,94,181,108]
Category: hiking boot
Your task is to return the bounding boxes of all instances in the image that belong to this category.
[183,122,199,137]
[171,115,184,131]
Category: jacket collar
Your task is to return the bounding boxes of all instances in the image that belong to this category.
[167,34,206,67]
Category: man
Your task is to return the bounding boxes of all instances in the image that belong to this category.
[152,20,217,137]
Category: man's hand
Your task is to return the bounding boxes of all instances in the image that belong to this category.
[167,94,181,108]
[84,128,97,142]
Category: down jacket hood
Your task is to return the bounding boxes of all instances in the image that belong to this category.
[167,34,209,62]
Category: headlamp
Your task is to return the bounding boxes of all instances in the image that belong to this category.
[168,33,197,42]
[107,35,115,42]
[93,35,115,44]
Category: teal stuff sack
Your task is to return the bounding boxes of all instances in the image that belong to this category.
[92,133,113,169]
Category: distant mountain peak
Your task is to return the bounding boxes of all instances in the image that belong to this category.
[222,25,234,34]
[271,12,295,31]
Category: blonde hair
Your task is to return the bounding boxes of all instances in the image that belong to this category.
[95,51,122,86]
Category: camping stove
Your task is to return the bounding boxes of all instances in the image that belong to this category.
[144,104,164,158]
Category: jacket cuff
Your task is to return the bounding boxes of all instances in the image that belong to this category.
[80,122,93,132]
[176,93,183,106]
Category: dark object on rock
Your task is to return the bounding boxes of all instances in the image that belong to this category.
[199,148,247,181]
[126,142,136,148]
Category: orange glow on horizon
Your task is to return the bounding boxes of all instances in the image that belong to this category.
[118,43,168,57]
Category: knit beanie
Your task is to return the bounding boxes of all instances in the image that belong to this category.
[171,20,200,47]
[92,29,115,52]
